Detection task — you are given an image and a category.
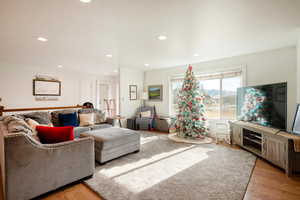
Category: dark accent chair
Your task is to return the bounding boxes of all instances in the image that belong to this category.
[135,106,156,130]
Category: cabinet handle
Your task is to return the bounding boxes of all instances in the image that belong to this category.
[262,139,266,152]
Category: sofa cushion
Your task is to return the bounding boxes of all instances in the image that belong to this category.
[91,124,112,130]
[23,112,52,125]
[36,126,74,144]
[51,109,77,127]
[79,113,94,127]
[82,128,140,150]
[59,112,79,127]
[74,126,91,138]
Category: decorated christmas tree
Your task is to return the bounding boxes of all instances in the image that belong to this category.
[175,65,208,139]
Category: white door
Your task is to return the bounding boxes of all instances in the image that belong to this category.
[99,84,109,112]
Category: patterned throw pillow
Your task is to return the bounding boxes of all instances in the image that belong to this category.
[79,109,106,124]
[141,110,151,118]
[79,113,95,126]
[3,116,34,135]
[25,118,40,131]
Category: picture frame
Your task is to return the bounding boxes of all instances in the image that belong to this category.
[129,85,137,100]
[148,85,163,101]
[33,79,61,96]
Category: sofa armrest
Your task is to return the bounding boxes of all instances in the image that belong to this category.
[0,122,6,200]
[41,136,94,148]
[106,118,114,125]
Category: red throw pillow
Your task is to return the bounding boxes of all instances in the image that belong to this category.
[36,126,74,144]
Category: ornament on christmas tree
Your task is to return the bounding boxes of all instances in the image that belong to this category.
[175,65,209,139]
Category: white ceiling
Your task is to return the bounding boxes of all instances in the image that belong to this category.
[1,0,300,74]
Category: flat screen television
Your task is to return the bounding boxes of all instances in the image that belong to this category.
[237,82,287,130]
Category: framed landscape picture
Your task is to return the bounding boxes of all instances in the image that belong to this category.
[148,85,163,101]
[33,79,61,96]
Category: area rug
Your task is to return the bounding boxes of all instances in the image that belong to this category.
[84,132,256,200]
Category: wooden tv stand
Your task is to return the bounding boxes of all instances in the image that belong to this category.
[229,121,300,176]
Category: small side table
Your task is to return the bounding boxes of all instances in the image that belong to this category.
[154,116,176,133]
[127,118,137,130]
[107,116,125,127]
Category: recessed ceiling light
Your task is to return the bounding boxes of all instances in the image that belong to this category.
[144,64,150,67]
[106,54,113,58]
[80,0,92,3]
[193,53,199,57]
[157,35,167,40]
[57,65,63,68]
[113,70,118,73]
[37,37,48,42]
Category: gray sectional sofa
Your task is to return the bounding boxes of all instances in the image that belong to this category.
[0,121,95,200]
[0,108,111,200]
[0,108,141,200]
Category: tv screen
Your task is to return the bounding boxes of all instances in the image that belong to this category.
[237,82,287,130]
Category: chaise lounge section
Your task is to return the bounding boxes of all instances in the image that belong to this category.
[81,127,140,163]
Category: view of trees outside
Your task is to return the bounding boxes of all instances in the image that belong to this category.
[221,77,241,119]
[171,76,241,120]
[171,80,182,115]
[199,79,220,119]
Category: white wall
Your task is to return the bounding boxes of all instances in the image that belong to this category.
[119,68,144,118]
[0,62,117,109]
[144,47,297,131]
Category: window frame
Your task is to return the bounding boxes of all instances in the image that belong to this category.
[169,66,246,119]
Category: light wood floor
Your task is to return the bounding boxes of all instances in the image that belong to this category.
[1,147,300,200]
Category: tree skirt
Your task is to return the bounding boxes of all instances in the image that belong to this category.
[168,133,213,144]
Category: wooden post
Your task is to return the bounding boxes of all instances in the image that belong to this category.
[0,106,3,117]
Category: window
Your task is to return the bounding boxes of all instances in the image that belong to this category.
[200,79,220,119]
[221,76,241,119]
[170,79,183,115]
[170,69,242,120]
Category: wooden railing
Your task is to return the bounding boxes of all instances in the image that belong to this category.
[0,105,83,116]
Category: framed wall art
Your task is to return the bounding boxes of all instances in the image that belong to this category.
[129,85,137,100]
[148,85,163,101]
[33,79,61,96]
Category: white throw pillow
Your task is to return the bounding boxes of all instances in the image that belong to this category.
[24,118,42,142]
[25,118,40,130]
[141,110,151,118]
[79,113,95,126]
